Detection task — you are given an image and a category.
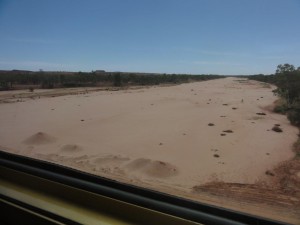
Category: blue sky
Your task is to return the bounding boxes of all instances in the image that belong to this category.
[0,0,299,75]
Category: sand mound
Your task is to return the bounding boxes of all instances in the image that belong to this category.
[125,158,179,178]
[60,144,83,153]
[23,132,56,145]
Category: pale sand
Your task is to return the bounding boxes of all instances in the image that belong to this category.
[0,77,299,222]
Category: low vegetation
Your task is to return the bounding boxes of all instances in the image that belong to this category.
[249,64,300,158]
[0,70,223,90]
[249,64,300,127]
[294,138,300,158]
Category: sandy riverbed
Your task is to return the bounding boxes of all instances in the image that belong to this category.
[0,77,299,223]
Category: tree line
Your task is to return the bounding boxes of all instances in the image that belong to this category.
[249,64,300,126]
[0,70,223,90]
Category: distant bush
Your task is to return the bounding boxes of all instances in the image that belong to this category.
[113,73,122,87]
[0,82,10,90]
[62,82,85,88]
[0,70,223,90]
[42,82,54,89]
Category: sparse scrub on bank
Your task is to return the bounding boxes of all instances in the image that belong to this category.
[0,70,224,90]
[249,64,300,127]
[287,102,300,126]
[262,83,272,88]
[113,73,122,87]
[272,99,288,115]
[249,64,300,161]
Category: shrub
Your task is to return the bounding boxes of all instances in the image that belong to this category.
[273,104,288,114]
[287,109,300,126]
[272,126,283,132]
[113,73,122,87]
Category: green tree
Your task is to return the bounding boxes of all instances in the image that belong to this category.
[276,63,295,74]
[273,64,300,108]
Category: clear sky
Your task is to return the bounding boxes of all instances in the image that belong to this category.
[0,0,299,75]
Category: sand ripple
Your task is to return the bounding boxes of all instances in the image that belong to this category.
[60,144,83,153]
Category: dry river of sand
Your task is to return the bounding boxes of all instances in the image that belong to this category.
[0,77,299,223]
